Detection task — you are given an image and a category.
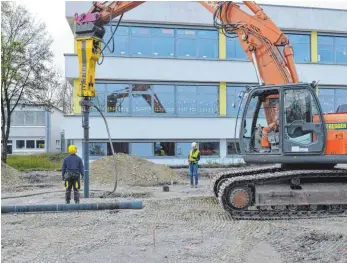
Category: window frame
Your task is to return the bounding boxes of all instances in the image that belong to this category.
[317,33,347,64]
[15,139,46,150]
[101,23,219,60]
[84,140,223,159]
[225,30,312,63]
[317,86,347,114]
[11,111,46,126]
[227,140,241,156]
[97,81,220,117]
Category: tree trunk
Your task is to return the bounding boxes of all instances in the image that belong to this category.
[1,115,8,163]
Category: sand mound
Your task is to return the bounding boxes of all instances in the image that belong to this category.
[90,153,181,186]
[1,161,23,189]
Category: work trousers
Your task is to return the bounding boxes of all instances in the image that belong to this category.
[64,173,81,203]
[189,163,199,186]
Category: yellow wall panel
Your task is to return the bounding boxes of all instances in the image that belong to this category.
[311,31,318,63]
[219,82,227,115]
[219,29,226,59]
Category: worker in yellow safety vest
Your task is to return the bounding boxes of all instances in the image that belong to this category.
[188,142,200,188]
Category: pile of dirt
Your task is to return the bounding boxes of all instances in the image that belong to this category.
[1,161,23,190]
[90,153,182,186]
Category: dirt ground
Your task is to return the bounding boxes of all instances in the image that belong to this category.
[2,168,347,263]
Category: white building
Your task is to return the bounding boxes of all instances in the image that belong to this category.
[8,104,65,154]
[64,1,347,165]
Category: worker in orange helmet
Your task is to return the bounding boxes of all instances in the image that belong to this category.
[261,103,280,151]
[62,145,84,204]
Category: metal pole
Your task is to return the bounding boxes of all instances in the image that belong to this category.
[82,97,90,198]
[251,51,264,86]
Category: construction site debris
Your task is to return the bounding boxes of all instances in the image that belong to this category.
[90,153,182,187]
[1,162,24,191]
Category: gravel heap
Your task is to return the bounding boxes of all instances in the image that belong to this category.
[1,161,23,190]
[90,153,180,186]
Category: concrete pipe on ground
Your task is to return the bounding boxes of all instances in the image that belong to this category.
[1,201,143,214]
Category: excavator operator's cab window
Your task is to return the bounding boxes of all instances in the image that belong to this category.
[282,88,325,154]
[240,85,326,156]
[241,88,280,154]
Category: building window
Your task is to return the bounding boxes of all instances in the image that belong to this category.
[226,36,248,60]
[152,85,175,114]
[177,29,218,59]
[56,140,61,149]
[36,140,45,149]
[129,27,175,57]
[107,142,129,155]
[103,25,129,56]
[227,86,246,116]
[131,142,153,157]
[89,142,107,157]
[102,24,218,59]
[91,84,106,115]
[25,112,35,125]
[176,85,219,115]
[26,140,35,149]
[197,86,218,114]
[154,142,175,156]
[318,87,347,113]
[16,140,25,149]
[131,84,153,114]
[176,85,197,115]
[176,142,193,157]
[13,112,25,125]
[318,35,347,64]
[12,111,46,126]
[335,89,347,111]
[286,33,310,63]
[198,142,220,156]
[101,82,219,116]
[227,141,241,155]
[36,112,46,125]
[106,84,130,114]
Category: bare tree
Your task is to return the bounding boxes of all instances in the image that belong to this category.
[1,2,58,163]
[56,80,73,114]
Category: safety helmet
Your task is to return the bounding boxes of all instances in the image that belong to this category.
[191,142,197,148]
[68,145,77,154]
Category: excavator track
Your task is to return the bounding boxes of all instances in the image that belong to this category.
[211,164,283,197]
[214,168,347,220]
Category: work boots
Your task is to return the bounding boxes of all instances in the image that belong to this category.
[74,189,80,204]
[65,190,71,204]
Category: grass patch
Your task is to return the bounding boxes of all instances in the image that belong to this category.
[7,153,69,171]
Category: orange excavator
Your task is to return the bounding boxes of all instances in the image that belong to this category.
[74,1,347,219]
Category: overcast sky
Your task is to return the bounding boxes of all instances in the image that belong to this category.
[15,0,347,77]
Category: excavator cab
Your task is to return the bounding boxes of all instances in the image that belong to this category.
[239,83,327,164]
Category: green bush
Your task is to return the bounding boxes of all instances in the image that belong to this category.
[7,153,69,171]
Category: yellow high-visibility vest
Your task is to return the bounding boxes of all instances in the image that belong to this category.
[189,149,200,163]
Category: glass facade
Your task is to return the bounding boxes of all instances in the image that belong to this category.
[226,33,311,63]
[318,35,347,64]
[103,25,218,59]
[286,34,311,63]
[92,83,219,116]
[317,88,347,113]
[88,141,220,158]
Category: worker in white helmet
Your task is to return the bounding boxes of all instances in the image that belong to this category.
[188,142,200,188]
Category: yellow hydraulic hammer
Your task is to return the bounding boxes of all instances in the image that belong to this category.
[76,37,102,98]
